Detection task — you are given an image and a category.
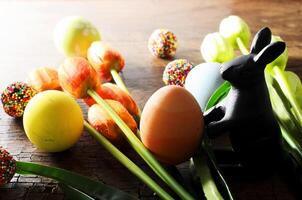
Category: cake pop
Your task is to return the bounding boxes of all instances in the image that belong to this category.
[148,29,178,58]
[163,59,194,86]
[1,82,37,117]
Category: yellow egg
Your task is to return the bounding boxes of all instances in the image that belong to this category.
[140,85,204,165]
[23,90,84,152]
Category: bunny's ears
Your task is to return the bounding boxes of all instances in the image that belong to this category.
[251,27,286,66]
[250,27,272,54]
[253,41,285,66]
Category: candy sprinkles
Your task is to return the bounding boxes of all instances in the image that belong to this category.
[1,82,37,118]
[163,59,194,86]
[148,29,178,58]
[0,146,16,185]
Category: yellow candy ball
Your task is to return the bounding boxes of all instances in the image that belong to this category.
[23,90,84,152]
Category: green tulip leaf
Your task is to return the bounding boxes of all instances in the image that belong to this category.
[205,81,231,111]
[16,162,136,200]
[59,183,95,200]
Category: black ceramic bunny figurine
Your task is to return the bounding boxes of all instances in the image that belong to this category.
[205,27,286,172]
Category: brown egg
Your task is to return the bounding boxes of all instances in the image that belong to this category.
[140,85,204,165]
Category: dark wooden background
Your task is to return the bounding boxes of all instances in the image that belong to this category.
[0,0,301,199]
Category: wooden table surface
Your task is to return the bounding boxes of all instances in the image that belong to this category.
[0,0,301,199]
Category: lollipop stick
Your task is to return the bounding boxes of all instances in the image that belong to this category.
[87,88,194,200]
[236,38,249,55]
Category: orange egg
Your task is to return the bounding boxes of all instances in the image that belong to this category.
[140,85,204,165]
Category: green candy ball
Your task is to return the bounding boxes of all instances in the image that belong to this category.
[267,35,288,70]
[53,16,101,57]
[219,15,251,50]
[200,32,234,63]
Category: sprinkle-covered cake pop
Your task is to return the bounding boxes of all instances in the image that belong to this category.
[0,146,16,186]
[1,82,37,117]
[163,59,194,86]
[148,29,178,58]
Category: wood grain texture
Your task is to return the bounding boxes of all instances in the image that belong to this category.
[0,0,301,199]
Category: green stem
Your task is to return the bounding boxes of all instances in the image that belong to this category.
[281,125,302,159]
[272,66,302,125]
[87,89,194,200]
[203,140,233,200]
[110,68,142,117]
[84,121,174,200]
[236,38,249,55]
[111,68,130,94]
[267,76,302,159]
[266,72,302,169]
[191,151,223,200]
[16,161,136,200]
